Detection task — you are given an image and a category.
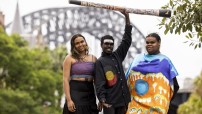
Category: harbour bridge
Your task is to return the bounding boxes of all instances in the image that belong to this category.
[6,6,146,70]
[5,6,192,114]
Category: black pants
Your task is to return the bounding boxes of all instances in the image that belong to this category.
[103,106,127,114]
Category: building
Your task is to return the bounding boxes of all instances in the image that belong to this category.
[168,77,194,114]
[0,11,5,29]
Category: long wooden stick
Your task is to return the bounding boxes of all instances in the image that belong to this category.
[69,0,171,18]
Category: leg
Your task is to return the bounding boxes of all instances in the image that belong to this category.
[115,106,127,114]
[103,106,115,114]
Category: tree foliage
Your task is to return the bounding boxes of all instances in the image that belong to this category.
[159,0,202,49]
[0,89,42,114]
[0,27,67,113]
[177,71,202,114]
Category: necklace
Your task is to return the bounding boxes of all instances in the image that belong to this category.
[79,55,87,60]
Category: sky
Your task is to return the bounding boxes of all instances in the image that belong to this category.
[0,0,202,88]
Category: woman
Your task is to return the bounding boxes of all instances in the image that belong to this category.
[126,33,179,114]
[62,34,99,114]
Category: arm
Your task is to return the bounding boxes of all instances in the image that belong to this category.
[115,10,132,61]
[92,55,103,111]
[171,77,179,101]
[63,55,76,112]
[94,60,107,103]
[91,54,97,77]
[94,60,112,108]
[167,57,179,101]
[122,10,130,25]
[92,54,97,62]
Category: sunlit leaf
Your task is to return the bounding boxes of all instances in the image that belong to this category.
[188,33,193,38]
[194,44,198,49]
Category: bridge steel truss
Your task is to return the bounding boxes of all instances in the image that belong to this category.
[8,7,146,70]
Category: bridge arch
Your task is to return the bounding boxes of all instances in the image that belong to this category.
[7,7,146,70]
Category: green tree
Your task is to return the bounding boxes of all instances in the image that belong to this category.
[159,0,202,49]
[0,89,42,114]
[177,71,202,114]
[0,28,66,113]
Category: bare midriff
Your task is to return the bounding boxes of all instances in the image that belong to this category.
[71,77,93,82]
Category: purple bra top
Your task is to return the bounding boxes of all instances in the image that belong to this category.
[70,62,95,78]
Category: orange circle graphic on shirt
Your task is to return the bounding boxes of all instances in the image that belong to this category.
[106,71,114,80]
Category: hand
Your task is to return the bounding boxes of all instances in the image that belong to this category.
[67,100,76,112]
[120,9,130,25]
[97,102,103,112]
[102,102,112,108]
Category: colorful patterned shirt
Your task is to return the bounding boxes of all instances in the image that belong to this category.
[125,53,178,114]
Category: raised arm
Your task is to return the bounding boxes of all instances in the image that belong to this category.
[115,10,132,61]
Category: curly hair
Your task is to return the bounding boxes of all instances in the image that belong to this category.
[146,33,161,42]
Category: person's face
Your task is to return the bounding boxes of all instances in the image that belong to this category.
[101,39,114,54]
[146,36,160,55]
[74,36,87,53]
